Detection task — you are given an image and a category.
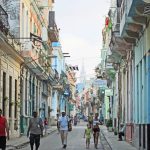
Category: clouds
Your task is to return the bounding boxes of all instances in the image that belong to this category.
[54,0,110,80]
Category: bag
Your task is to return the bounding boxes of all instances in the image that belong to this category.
[68,121,72,131]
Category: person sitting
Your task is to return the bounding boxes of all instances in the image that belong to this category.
[118,124,125,141]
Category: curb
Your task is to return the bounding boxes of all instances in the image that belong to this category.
[7,129,57,150]
[100,128,115,150]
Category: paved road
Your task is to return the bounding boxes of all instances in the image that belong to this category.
[21,126,105,150]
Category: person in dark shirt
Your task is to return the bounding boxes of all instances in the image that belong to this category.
[92,113,100,149]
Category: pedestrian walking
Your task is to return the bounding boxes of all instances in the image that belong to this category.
[44,117,48,135]
[27,111,43,150]
[84,124,92,149]
[73,115,77,126]
[92,113,100,149]
[58,111,69,149]
[0,109,9,150]
[88,113,93,128]
[56,113,60,134]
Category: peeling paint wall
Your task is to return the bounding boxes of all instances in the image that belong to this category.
[1,0,20,37]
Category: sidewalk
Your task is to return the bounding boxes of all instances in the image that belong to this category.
[7,126,57,150]
[100,126,137,150]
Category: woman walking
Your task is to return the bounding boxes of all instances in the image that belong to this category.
[92,113,100,149]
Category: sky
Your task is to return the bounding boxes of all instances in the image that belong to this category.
[54,0,110,81]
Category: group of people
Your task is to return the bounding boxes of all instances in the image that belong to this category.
[27,110,72,150]
[0,108,103,150]
[84,113,100,149]
[0,108,72,150]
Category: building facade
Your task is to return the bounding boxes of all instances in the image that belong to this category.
[101,0,150,149]
[119,0,150,149]
[0,0,60,135]
[0,3,24,137]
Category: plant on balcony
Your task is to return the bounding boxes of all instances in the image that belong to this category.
[106,69,116,81]
[106,118,112,127]
[15,100,20,107]
[4,96,8,101]
[10,101,14,106]
[106,118,113,131]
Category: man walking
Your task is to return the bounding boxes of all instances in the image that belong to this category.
[0,109,9,150]
[27,111,43,150]
[58,111,69,149]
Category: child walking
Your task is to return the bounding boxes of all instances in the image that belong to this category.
[84,124,92,149]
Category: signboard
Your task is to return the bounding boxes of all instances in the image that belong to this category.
[52,42,61,47]
[105,89,113,96]
[106,63,113,69]
[64,89,70,96]
[94,79,107,88]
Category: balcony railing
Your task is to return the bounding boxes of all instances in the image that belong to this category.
[48,11,59,42]
[21,41,39,62]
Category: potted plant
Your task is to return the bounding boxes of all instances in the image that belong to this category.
[114,128,118,135]
[4,96,8,101]
[10,101,14,106]
[106,118,113,131]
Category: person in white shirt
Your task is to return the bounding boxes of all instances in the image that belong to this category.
[58,111,69,149]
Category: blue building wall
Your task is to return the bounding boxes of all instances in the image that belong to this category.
[134,29,150,124]
[51,91,58,117]
[51,42,66,116]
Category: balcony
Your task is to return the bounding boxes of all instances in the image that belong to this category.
[48,11,59,42]
[106,6,131,60]
[21,41,38,63]
[120,0,150,44]
[0,5,23,62]
[47,67,64,89]
[21,41,49,79]
[0,5,9,35]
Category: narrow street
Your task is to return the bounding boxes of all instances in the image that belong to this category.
[20,124,110,150]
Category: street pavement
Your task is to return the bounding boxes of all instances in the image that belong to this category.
[6,121,138,150]
[100,126,137,150]
[7,127,57,150]
[20,125,104,150]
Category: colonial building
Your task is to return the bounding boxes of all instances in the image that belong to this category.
[0,0,60,135]
[66,65,77,116]
[101,0,150,149]
[0,4,24,137]
[119,0,150,149]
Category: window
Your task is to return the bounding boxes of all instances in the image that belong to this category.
[14,80,17,118]
[2,72,6,116]
[25,77,27,115]
[9,76,12,117]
